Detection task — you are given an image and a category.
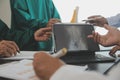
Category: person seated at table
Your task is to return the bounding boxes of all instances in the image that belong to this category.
[0,19,52,51]
[0,19,52,57]
[0,19,19,57]
[33,52,108,80]
[10,0,61,51]
[0,40,19,57]
[86,14,120,27]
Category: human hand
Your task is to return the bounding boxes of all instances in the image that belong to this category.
[47,18,61,27]
[0,40,19,57]
[109,45,120,57]
[88,24,120,47]
[33,52,65,80]
[87,15,108,27]
[34,27,52,41]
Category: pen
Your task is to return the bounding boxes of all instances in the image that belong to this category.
[104,58,120,74]
[82,16,103,22]
[118,54,120,57]
[17,50,20,54]
[17,50,20,53]
[52,48,67,58]
[97,50,117,58]
[109,53,116,58]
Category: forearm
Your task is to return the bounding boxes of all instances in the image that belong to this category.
[5,29,37,51]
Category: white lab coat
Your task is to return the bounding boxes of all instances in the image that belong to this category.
[50,65,109,80]
[107,13,120,27]
[50,63,120,80]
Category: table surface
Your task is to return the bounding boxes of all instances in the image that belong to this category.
[0,51,119,80]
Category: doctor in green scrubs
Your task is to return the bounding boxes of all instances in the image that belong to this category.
[0,19,52,56]
[10,0,61,51]
[0,19,52,52]
[0,19,37,51]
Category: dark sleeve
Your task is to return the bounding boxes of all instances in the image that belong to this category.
[5,28,38,51]
[0,20,9,40]
[0,19,37,50]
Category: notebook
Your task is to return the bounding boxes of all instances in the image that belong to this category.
[52,23,115,64]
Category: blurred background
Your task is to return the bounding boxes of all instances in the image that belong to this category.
[0,0,120,26]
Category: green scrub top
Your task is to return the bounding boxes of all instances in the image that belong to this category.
[0,19,37,51]
[10,0,61,51]
[10,0,60,51]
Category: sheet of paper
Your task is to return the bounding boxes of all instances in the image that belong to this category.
[0,60,39,80]
[0,51,51,60]
[0,59,87,80]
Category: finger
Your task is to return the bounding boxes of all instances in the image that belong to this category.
[6,47,15,56]
[50,18,61,22]
[36,28,52,37]
[89,22,98,26]
[87,31,97,39]
[0,50,9,57]
[55,18,61,22]
[88,15,101,19]
[33,53,42,68]
[109,46,120,55]
[36,32,52,41]
[42,27,52,32]
[96,33,100,43]
[33,56,40,77]
[87,35,93,38]
[41,37,49,41]
[88,16,97,19]
[33,53,38,65]
[104,24,111,30]
[4,42,17,55]
[43,31,52,38]
[92,23,99,26]
[8,41,19,53]
[33,52,50,64]
[45,32,52,36]
[48,20,59,25]
[94,33,99,42]
[0,44,15,56]
[5,45,16,56]
[35,38,47,41]
[47,23,53,27]
[35,35,48,41]
[2,49,12,57]
[42,35,51,40]
[92,31,98,42]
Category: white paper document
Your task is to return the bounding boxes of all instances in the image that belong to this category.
[0,59,87,80]
[0,51,51,60]
[0,60,39,80]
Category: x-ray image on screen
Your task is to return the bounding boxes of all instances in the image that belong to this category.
[64,26,88,51]
[53,23,100,52]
